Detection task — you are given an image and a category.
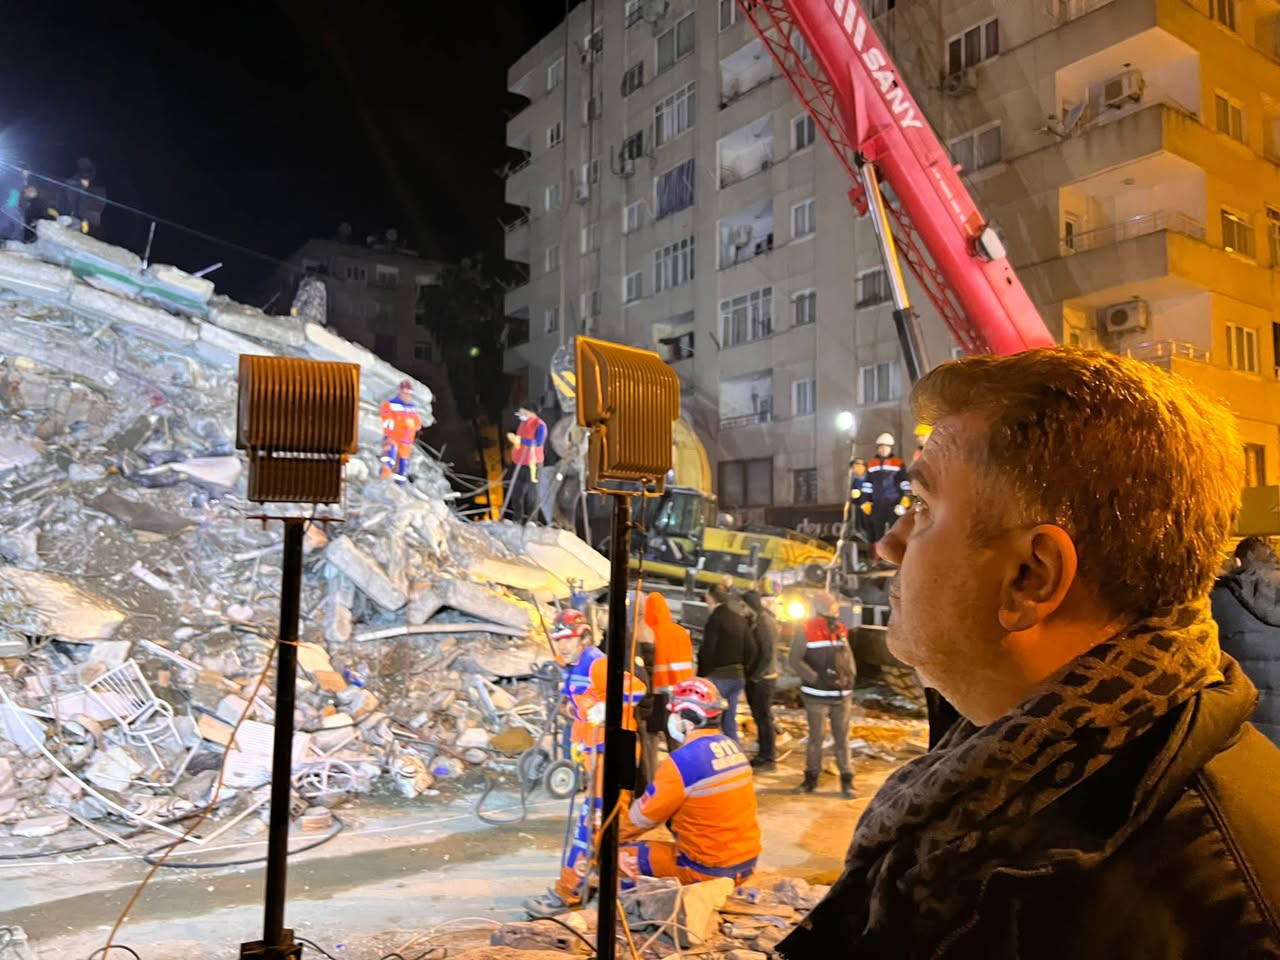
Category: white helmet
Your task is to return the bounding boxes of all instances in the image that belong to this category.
[875,433,895,447]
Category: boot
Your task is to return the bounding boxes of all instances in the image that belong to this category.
[524,888,572,918]
[840,773,856,799]
[798,770,818,793]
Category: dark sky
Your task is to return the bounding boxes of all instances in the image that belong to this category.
[4,0,571,302]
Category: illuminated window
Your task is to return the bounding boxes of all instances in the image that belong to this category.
[1212,0,1236,31]
[1221,209,1255,258]
[1226,322,1258,373]
[1214,93,1246,143]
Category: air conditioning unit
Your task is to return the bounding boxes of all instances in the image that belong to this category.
[729,226,752,247]
[575,182,591,202]
[1102,69,1144,109]
[619,156,636,177]
[1097,299,1150,337]
[942,68,976,97]
[641,0,669,23]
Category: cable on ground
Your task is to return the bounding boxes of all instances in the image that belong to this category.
[138,815,344,869]
[85,946,142,960]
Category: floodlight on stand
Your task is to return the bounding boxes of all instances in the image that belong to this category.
[572,335,679,960]
[234,355,359,960]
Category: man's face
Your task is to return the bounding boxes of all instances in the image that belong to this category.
[851,462,867,478]
[879,414,1012,702]
[877,444,892,459]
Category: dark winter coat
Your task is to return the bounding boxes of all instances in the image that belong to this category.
[1212,562,1280,747]
[698,603,754,681]
[743,598,780,682]
[777,659,1280,960]
[788,616,855,697]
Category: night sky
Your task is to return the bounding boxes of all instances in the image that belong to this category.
[3,0,570,302]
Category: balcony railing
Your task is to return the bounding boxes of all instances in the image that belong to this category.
[502,213,531,234]
[1063,210,1205,254]
[1055,0,1116,22]
[1122,339,1209,366]
[720,410,772,430]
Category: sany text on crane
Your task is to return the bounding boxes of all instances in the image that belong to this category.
[828,0,924,130]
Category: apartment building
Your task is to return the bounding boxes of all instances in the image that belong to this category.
[502,0,1280,521]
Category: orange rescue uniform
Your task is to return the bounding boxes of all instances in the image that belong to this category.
[644,592,695,694]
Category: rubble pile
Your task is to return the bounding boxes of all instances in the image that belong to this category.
[490,875,830,958]
[0,221,608,845]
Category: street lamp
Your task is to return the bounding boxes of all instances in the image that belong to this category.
[829,411,859,590]
[835,409,856,433]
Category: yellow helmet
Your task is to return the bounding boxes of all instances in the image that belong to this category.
[914,423,933,439]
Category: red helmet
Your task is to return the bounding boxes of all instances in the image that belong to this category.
[398,380,413,394]
[668,677,725,724]
[550,608,591,642]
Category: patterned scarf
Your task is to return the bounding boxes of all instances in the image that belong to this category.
[836,600,1224,953]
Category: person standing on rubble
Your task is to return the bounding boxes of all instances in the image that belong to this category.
[506,405,546,523]
[742,589,780,771]
[617,677,761,887]
[865,433,911,552]
[697,584,756,743]
[61,157,107,237]
[790,591,856,797]
[550,608,603,759]
[379,380,421,483]
[528,652,647,916]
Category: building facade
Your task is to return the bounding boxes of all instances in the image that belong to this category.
[501,0,1280,521]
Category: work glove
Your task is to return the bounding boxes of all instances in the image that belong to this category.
[587,702,606,727]
[861,502,873,516]
[506,432,520,446]
[80,220,90,234]
[894,495,912,517]
[849,488,862,501]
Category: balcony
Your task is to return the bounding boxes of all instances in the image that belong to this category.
[718,117,774,189]
[503,307,530,349]
[719,39,773,109]
[1055,0,1117,21]
[1068,209,1204,253]
[719,370,773,430]
[720,411,772,430]
[718,202,774,269]
[503,213,531,263]
[1120,338,1209,369]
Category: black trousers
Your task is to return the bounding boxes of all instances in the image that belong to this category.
[745,677,777,762]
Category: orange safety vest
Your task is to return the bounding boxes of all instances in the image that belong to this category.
[380,396,421,447]
[572,656,646,753]
[512,414,546,466]
[644,593,694,694]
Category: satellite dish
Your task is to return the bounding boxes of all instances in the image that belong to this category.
[1062,101,1087,134]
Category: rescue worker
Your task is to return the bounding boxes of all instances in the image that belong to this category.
[848,457,873,545]
[643,591,695,758]
[789,591,856,797]
[508,405,546,483]
[528,654,647,915]
[619,677,761,886]
[379,380,422,483]
[912,422,932,462]
[864,433,910,546]
[61,157,107,237]
[550,608,604,759]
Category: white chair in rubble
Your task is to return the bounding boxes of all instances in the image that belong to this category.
[87,660,181,772]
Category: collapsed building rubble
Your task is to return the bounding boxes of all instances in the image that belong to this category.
[0,221,610,847]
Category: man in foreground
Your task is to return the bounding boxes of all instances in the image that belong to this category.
[619,678,761,887]
[779,348,1280,959]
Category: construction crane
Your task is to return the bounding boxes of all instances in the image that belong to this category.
[736,0,1055,381]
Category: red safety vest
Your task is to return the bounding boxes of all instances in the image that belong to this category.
[513,414,546,466]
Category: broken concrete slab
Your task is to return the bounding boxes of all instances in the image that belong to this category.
[406,582,444,625]
[169,455,241,488]
[34,218,143,283]
[83,745,143,792]
[90,489,196,537]
[436,578,533,631]
[69,284,198,344]
[11,813,71,838]
[0,431,43,471]
[0,250,75,301]
[140,263,215,314]
[207,295,307,348]
[325,535,408,611]
[0,567,124,639]
[197,318,278,362]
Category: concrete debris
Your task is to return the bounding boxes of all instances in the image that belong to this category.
[0,222,611,848]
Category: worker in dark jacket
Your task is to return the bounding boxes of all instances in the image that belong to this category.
[1211,536,1280,747]
[779,349,1280,960]
[697,584,754,743]
[61,158,107,237]
[742,590,780,770]
[788,591,855,796]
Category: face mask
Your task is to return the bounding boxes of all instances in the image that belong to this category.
[516,411,528,421]
[667,713,691,744]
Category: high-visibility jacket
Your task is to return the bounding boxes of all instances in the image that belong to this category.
[380,395,422,447]
[620,728,761,877]
[572,656,646,753]
[792,616,855,699]
[562,645,605,702]
[512,414,546,466]
[644,592,694,694]
[865,454,908,505]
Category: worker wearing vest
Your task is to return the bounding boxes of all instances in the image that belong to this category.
[864,433,910,545]
[507,406,546,482]
[550,608,604,758]
[619,677,762,887]
[528,654,647,915]
[789,592,856,797]
[379,380,422,483]
[643,592,695,752]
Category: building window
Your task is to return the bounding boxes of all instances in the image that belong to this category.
[657,13,695,73]
[720,286,774,347]
[544,307,559,334]
[547,58,564,91]
[1244,443,1266,486]
[624,271,644,304]
[655,82,696,146]
[547,121,563,148]
[1212,0,1236,31]
[947,18,999,76]
[584,27,604,59]
[654,236,695,292]
[414,340,432,362]
[948,123,1002,172]
[1062,213,1080,253]
[792,113,815,151]
[793,467,819,505]
[621,131,645,162]
[623,201,644,234]
[343,263,368,283]
[1226,322,1258,373]
[1266,206,1280,267]
[856,267,891,307]
[792,378,816,417]
[583,94,601,126]
[1221,209,1256,258]
[374,265,398,288]
[792,289,816,326]
[859,361,898,404]
[581,158,601,185]
[580,221,601,254]
[1215,93,1246,143]
[719,457,773,508]
[622,61,645,96]
[655,158,696,219]
[1272,321,1280,379]
[545,183,562,211]
[791,198,816,239]
[544,244,559,272]
[719,0,737,31]
[580,289,600,320]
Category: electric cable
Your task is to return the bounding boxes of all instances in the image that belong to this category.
[85,947,142,960]
[138,815,345,869]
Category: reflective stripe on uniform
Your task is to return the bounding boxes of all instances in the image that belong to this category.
[801,685,851,697]
[805,641,843,648]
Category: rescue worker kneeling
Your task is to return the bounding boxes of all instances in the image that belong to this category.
[618,677,762,887]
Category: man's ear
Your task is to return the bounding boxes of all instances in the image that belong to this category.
[997,524,1078,632]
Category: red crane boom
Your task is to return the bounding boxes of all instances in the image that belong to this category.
[737,0,1056,360]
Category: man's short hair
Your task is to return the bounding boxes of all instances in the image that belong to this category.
[707,584,730,605]
[913,348,1243,617]
[1234,536,1279,567]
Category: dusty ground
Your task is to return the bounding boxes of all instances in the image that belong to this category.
[0,707,924,960]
